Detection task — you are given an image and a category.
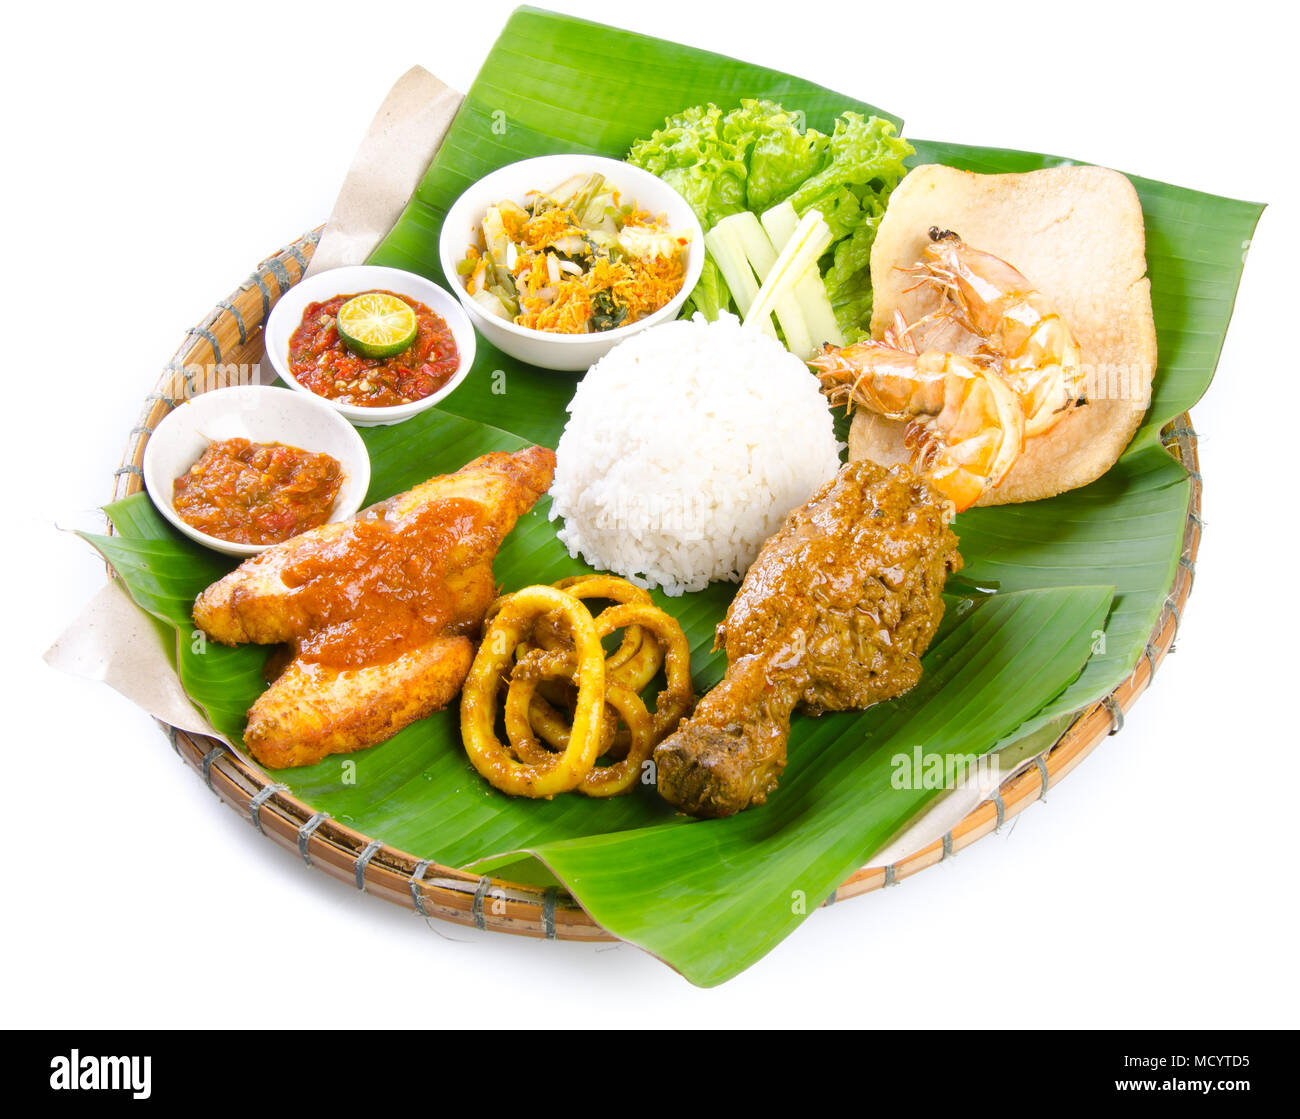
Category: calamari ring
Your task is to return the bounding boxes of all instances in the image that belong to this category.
[528,692,632,760]
[503,660,655,798]
[532,622,661,694]
[553,571,650,665]
[503,648,570,765]
[529,688,578,751]
[504,648,615,766]
[591,603,694,741]
[512,574,663,696]
[486,576,656,683]
[578,685,656,798]
[528,698,568,753]
[460,586,605,798]
[518,601,692,749]
[514,676,631,762]
[537,575,656,676]
[606,628,662,694]
[553,573,654,605]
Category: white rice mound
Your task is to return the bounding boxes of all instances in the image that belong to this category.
[549,313,841,596]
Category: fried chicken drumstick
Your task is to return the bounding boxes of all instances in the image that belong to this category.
[654,460,960,818]
[193,446,556,768]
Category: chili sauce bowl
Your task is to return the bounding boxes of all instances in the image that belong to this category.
[439,155,705,373]
[264,264,476,427]
[142,385,372,557]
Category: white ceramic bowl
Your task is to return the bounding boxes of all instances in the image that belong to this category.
[439,154,705,372]
[143,385,371,557]
[263,264,476,426]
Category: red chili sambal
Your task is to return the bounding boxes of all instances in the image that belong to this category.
[287,290,460,407]
[172,438,344,545]
[279,496,492,669]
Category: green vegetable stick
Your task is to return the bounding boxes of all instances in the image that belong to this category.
[760,201,799,250]
[725,211,778,275]
[705,223,775,337]
[762,203,844,350]
[714,212,811,354]
[746,210,832,337]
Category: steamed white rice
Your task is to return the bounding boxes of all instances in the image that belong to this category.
[549,313,841,596]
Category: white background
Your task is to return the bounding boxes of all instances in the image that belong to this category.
[6,0,1296,1028]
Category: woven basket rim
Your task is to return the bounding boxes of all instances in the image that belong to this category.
[108,227,1202,941]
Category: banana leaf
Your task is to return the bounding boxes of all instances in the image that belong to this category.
[89,500,1109,986]
[84,6,1262,985]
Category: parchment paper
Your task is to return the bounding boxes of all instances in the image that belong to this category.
[47,67,1051,871]
[45,580,224,742]
[305,66,463,276]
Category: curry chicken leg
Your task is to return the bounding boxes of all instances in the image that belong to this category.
[194,446,556,768]
[654,460,960,818]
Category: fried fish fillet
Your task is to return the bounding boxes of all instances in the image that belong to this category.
[194,446,556,768]
[242,640,475,769]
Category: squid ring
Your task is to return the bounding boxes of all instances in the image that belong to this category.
[606,628,662,694]
[512,574,663,702]
[460,586,606,798]
[579,686,655,800]
[503,648,613,766]
[502,649,567,766]
[528,691,584,753]
[504,665,655,798]
[577,685,656,798]
[536,575,656,678]
[591,603,694,741]
[517,602,691,752]
[526,691,634,761]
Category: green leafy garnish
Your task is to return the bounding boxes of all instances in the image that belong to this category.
[589,291,629,332]
[628,99,913,338]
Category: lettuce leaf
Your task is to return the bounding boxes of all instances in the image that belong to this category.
[784,114,912,339]
[820,193,888,341]
[718,99,828,213]
[684,254,729,320]
[628,101,912,339]
[627,103,749,229]
[786,113,912,219]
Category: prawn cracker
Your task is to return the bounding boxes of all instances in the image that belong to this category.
[849,164,1157,505]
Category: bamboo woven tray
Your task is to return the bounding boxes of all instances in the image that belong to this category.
[109,228,1202,940]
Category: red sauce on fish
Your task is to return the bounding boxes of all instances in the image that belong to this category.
[172,438,343,545]
[279,496,493,669]
[288,290,460,407]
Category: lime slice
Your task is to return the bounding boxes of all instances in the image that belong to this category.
[336,292,419,359]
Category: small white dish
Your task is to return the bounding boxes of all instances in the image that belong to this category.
[142,385,371,557]
[263,264,476,427]
[439,154,705,372]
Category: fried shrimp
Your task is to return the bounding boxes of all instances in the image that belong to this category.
[915,228,1087,437]
[811,228,1091,510]
[810,314,1024,513]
